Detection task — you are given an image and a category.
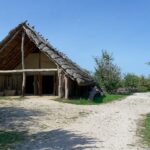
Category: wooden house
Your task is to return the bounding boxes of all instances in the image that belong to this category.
[0,22,95,98]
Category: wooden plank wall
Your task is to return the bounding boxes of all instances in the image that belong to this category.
[0,52,57,95]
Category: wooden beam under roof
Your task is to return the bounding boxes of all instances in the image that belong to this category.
[0,69,58,74]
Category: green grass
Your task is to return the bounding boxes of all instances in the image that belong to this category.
[140,113,150,147]
[0,96,27,101]
[0,131,25,149]
[56,94,128,105]
[0,97,10,100]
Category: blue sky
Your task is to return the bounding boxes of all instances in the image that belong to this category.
[0,0,150,76]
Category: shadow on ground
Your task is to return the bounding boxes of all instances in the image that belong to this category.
[0,106,97,150]
[15,129,97,150]
[0,106,44,131]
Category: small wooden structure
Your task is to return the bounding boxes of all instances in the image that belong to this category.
[0,22,95,98]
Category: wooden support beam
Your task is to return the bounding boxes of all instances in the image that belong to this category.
[0,69,58,74]
[65,76,69,99]
[53,72,57,95]
[38,51,41,68]
[38,75,42,95]
[38,51,42,95]
[58,68,64,98]
[34,75,38,95]
[21,31,26,96]
[22,72,26,96]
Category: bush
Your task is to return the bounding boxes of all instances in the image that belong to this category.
[137,86,148,92]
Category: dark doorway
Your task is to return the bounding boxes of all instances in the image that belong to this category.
[42,75,54,94]
[25,75,34,94]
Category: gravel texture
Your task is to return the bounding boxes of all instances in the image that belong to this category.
[0,93,150,150]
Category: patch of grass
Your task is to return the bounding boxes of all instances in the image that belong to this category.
[56,94,128,105]
[0,97,10,100]
[13,96,27,101]
[0,131,25,149]
[0,96,27,101]
[140,113,150,147]
[94,94,128,103]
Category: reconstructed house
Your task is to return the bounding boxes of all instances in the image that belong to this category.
[0,22,95,98]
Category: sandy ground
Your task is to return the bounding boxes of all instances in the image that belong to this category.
[0,93,150,150]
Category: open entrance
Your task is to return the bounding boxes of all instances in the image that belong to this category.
[25,75,54,95]
[42,75,54,95]
[25,75,34,94]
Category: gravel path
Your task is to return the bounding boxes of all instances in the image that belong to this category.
[0,93,150,150]
[65,93,150,150]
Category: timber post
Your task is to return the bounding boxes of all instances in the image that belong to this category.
[38,51,42,95]
[65,76,69,99]
[58,67,64,98]
[21,31,26,96]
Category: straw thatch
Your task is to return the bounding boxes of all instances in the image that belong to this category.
[0,22,95,86]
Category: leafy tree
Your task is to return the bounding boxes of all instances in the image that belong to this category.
[123,73,139,88]
[146,76,150,90]
[123,74,150,92]
[94,50,121,93]
[138,75,150,92]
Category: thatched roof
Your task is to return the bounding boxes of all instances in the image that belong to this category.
[0,22,95,86]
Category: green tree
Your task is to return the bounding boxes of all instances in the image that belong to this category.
[146,76,150,91]
[123,74,150,92]
[94,50,121,93]
[138,75,150,92]
[124,73,139,88]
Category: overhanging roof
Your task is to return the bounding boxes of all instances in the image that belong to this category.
[0,22,95,86]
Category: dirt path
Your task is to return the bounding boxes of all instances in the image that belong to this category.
[65,93,150,150]
[1,93,150,149]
